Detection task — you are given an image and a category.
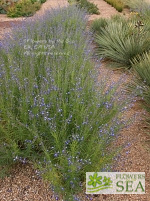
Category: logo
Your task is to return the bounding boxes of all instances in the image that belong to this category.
[86,172,145,194]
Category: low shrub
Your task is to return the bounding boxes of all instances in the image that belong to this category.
[40,0,46,3]
[125,0,148,13]
[104,0,124,12]
[0,0,46,17]
[0,0,18,14]
[90,15,125,34]
[0,7,6,14]
[125,0,150,22]
[90,18,108,34]
[0,6,126,200]
[68,0,100,14]
[95,16,150,68]
[7,0,41,17]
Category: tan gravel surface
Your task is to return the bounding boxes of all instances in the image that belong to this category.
[92,61,150,201]
[88,0,119,21]
[0,163,55,201]
[87,0,130,24]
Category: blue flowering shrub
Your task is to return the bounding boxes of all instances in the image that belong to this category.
[0,6,127,200]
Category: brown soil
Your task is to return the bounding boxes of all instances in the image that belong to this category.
[0,0,150,201]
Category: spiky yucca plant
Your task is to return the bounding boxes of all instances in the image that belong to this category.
[130,53,150,138]
[131,53,150,109]
[95,19,150,69]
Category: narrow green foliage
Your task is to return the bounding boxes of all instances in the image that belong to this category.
[90,18,108,34]
[125,0,149,13]
[129,52,150,138]
[131,53,150,110]
[95,16,150,69]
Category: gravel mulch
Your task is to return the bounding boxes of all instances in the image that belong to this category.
[0,163,55,201]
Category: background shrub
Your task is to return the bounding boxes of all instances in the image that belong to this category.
[0,6,126,200]
[90,15,126,34]
[125,0,150,22]
[0,0,19,14]
[0,0,45,17]
[40,0,46,3]
[90,18,108,34]
[125,0,149,13]
[7,0,41,17]
[0,7,6,14]
[104,0,125,12]
[68,0,100,14]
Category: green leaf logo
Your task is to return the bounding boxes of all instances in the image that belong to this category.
[103,176,112,186]
[87,173,113,193]
[88,172,102,187]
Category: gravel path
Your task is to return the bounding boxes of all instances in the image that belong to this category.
[89,1,150,201]
[88,0,119,20]
[0,0,150,201]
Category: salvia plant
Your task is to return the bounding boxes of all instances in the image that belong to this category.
[0,5,129,200]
